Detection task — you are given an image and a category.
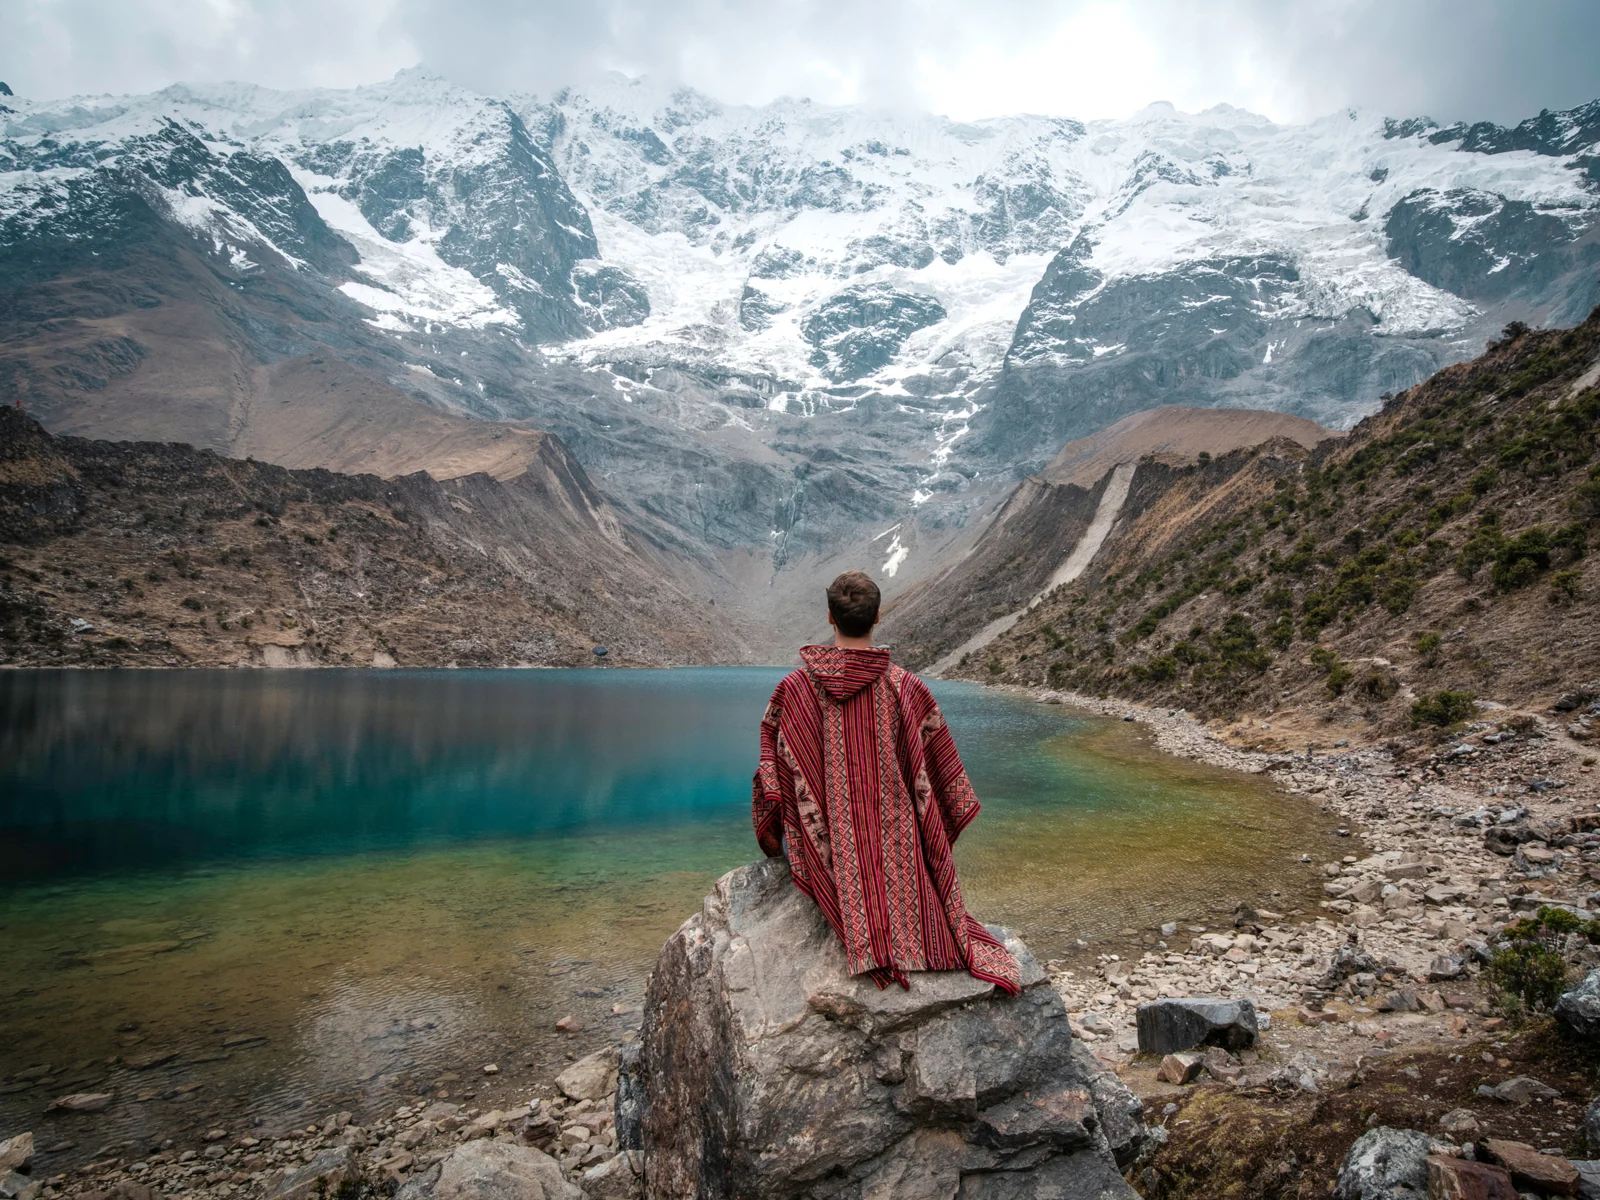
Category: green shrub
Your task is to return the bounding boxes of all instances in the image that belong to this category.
[1358,670,1399,702]
[1550,568,1583,603]
[1491,525,1553,588]
[1309,645,1352,696]
[1142,655,1177,682]
[1488,944,1570,1017]
[1267,614,1294,650]
[1324,661,1353,697]
[1410,689,1477,727]
[1413,631,1442,665]
[1380,575,1418,614]
[1487,906,1600,1017]
[1456,523,1505,579]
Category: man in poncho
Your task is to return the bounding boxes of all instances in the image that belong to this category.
[752,569,1020,995]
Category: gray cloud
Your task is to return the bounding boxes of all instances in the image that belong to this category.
[3,0,1598,125]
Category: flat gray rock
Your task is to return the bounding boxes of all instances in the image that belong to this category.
[637,858,1144,1199]
[397,1142,580,1200]
[555,1047,619,1102]
[268,1146,359,1200]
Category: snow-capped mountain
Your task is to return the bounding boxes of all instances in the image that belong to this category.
[1,70,1597,604]
[518,80,1597,475]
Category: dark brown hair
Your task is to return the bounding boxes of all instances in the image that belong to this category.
[826,570,880,638]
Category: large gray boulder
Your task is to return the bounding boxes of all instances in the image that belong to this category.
[637,858,1144,1200]
[1334,1128,1452,1200]
[1558,970,1600,1042]
[1135,998,1258,1056]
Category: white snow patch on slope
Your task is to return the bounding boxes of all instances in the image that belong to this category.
[293,168,517,330]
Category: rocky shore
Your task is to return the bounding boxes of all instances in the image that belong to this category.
[1023,686,1600,1082]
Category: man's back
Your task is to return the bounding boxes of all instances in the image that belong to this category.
[753,640,1020,994]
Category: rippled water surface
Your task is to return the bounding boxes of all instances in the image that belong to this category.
[0,668,1342,1163]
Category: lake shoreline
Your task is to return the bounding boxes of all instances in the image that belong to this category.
[1006,682,1600,1127]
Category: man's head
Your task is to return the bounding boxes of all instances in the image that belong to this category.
[826,570,881,640]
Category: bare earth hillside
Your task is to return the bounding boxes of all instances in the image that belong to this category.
[0,409,748,668]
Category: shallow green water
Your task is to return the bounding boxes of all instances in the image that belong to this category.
[0,668,1341,1163]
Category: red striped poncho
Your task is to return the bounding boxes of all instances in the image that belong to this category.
[752,644,1020,995]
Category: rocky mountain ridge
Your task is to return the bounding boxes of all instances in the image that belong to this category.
[3,75,1599,640]
[0,407,744,668]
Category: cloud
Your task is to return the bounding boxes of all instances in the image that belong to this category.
[4,0,1598,125]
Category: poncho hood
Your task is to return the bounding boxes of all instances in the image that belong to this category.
[799,644,891,702]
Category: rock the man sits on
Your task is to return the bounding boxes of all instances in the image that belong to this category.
[752,569,1020,993]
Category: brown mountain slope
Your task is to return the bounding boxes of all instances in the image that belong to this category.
[0,409,749,668]
[879,409,1337,667]
[3,246,553,482]
[1040,405,1336,487]
[917,308,1600,750]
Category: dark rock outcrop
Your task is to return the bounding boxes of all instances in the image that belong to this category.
[637,858,1144,1199]
[1135,998,1259,1056]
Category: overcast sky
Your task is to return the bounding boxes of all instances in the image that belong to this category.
[5,0,1599,125]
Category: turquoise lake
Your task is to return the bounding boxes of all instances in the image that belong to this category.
[0,667,1342,1164]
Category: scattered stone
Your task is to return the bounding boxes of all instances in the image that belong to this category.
[1157,1053,1204,1085]
[1299,1007,1342,1026]
[1575,1161,1600,1200]
[482,1064,498,1075]
[553,1017,581,1033]
[638,859,1141,1198]
[1478,1077,1561,1105]
[1136,997,1259,1055]
[0,1136,30,1175]
[1427,957,1465,982]
[1321,943,1384,986]
[1586,1098,1600,1154]
[1426,1154,1517,1200]
[1334,1127,1452,1200]
[1438,1110,1481,1137]
[554,1047,619,1103]
[1377,990,1420,1013]
[396,1140,580,1200]
[580,1151,641,1200]
[1479,1139,1580,1194]
[45,1093,112,1114]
